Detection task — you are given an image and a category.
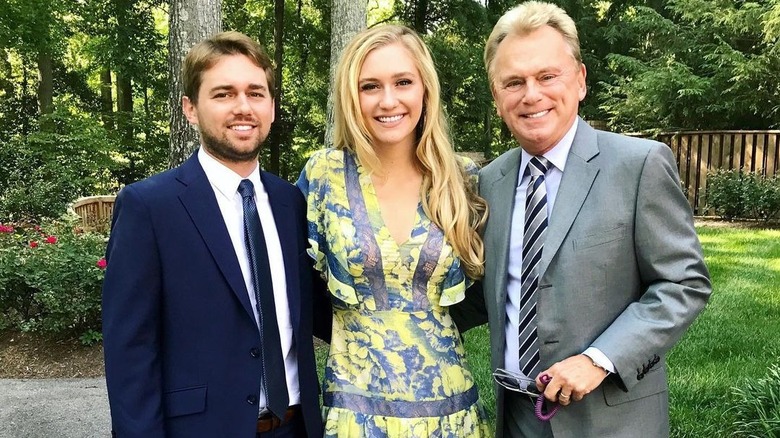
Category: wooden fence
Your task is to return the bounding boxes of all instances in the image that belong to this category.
[651,131,780,216]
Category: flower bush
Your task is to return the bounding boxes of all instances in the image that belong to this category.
[0,217,107,344]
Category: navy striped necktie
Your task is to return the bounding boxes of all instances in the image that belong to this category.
[518,156,551,377]
[237,179,289,419]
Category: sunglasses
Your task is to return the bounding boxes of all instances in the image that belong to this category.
[492,368,542,398]
[493,368,562,421]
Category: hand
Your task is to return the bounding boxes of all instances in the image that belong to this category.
[535,354,609,406]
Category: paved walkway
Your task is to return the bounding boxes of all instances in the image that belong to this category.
[0,378,109,438]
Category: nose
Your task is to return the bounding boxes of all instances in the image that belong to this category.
[379,88,398,109]
[233,93,251,114]
[521,80,542,104]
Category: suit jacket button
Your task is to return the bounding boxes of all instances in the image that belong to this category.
[247,395,258,405]
[250,348,260,358]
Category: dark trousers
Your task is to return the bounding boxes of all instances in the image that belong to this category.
[503,391,554,438]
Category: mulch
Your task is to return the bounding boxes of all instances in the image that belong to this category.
[0,330,105,378]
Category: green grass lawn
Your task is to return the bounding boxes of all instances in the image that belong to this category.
[463,224,780,436]
[316,224,780,436]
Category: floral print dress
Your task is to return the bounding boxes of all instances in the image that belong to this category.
[297,149,490,437]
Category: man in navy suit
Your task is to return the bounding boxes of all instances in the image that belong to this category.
[102,31,330,438]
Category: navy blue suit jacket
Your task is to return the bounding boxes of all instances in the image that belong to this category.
[102,154,330,437]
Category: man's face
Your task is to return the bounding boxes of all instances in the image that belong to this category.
[491,25,586,155]
[182,54,275,164]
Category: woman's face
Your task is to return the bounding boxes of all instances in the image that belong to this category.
[357,42,425,152]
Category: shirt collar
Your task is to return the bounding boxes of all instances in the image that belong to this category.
[520,118,578,177]
[197,147,262,199]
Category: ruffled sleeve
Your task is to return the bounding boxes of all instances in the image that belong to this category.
[296,149,360,306]
[295,150,329,274]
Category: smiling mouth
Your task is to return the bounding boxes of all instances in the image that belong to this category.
[230,124,256,132]
[377,115,404,123]
[523,110,550,119]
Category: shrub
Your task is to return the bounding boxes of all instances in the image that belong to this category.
[0,217,107,343]
[729,363,780,437]
[0,108,119,221]
[706,170,780,221]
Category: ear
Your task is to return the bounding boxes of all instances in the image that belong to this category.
[577,63,587,102]
[182,96,198,125]
[270,98,276,124]
[490,83,501,117]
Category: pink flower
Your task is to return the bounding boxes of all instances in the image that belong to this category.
[34,225,42,232]
[29,241,39,248]
[0,225,14,233]
[96,258,107,270]
[45,235,58,244]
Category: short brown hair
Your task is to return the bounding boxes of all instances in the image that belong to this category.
[182,31,275,104]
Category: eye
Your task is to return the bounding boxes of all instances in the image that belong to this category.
[540,73,557,82]
[249,91,265,98]
[397,79,412,87]
[360,82,379,92]
[504,79,524,91]
[213,92,230,99]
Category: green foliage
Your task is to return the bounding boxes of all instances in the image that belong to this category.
[0,218,107,340]
[0,108,119,221]
[600,1,780,131]
[706,170,780,221]
[730,363,780,437]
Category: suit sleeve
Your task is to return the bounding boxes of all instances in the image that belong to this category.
[102,185,165,437]
[591,143,712,390]
[449,281,489,333]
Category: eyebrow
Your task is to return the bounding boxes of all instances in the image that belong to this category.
[359,71,417,83]
[208,84,268,93]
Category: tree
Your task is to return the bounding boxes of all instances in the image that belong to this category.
[324,0,366,146]
[168,0,222,167]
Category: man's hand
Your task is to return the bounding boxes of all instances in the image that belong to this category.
[535,354,609,406]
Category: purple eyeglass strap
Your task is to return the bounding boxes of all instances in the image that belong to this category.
[535,374,561,421]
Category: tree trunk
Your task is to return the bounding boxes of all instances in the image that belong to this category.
[37,52,54,115]
[413,0,428,34]
[168,0,222,168]
[266,0,285,175]
[100,68,114,129]
[324,0,366,147]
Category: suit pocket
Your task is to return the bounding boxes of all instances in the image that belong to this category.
[573,225,627,251]
[603,366,665,406]
[164,385,207,418]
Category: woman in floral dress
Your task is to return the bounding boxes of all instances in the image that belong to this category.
[297,24,490,437]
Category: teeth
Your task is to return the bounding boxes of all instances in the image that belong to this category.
[525,110,549,119]
[378,115,403,123]
[231,125,253,131]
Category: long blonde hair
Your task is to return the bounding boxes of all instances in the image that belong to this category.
[333,24,488,279]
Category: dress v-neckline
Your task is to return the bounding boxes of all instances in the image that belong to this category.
[356,159,422,249]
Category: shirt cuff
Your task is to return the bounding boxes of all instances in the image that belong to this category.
[583,347,616,374]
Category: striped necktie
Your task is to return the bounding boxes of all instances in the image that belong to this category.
[237,179,289,419]
[518,156,551,377]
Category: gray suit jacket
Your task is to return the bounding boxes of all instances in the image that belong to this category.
[453,119,711,437]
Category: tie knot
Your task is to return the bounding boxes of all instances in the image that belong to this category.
[527,156,550,177]
[238,179,255,200]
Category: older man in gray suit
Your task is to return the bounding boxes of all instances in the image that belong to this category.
[452,2,712,437]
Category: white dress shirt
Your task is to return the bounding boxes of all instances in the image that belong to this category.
[198,148,300,409]
[503,120,615,376]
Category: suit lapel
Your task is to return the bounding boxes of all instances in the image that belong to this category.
[176,155,256,321]
[539,119,600,277]
[262,172,301,331]
[486,148,523,312]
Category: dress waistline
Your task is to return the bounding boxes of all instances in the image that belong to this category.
[323,385,478,418]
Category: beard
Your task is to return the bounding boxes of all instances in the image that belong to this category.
[199,124,267,164]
